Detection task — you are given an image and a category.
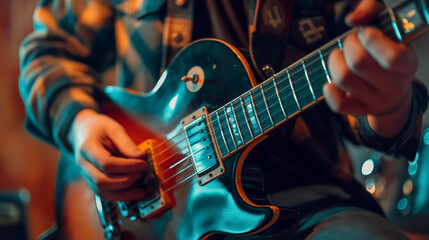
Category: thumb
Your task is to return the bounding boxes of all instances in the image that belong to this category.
[107,126,145,158]
[345,0,385,27]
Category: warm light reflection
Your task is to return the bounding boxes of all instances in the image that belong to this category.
[402,179,413,195]
[365,178,376,194]
[398,197,408,211]
[402,18,415,33]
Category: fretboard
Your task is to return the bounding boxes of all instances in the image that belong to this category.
[208,0,429,158]
[208,36,342,157]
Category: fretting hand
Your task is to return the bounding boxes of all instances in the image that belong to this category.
[324,0,418,138]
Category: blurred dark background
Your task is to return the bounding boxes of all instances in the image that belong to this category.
[0,0,428,239]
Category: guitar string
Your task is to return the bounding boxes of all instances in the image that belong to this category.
[116,25,401,207]
[148,23,396,159]
[123,65,327,195]
[137,30,394,182]
[154,23,398,189]
[129,54,348,207]
[151,44,334,156]
[125,60,388,208]
[150,48,333,166]
[142,56,334,183]
[138,21,396,157]
[150,82,321,174]
[123,28,405,210]
[148,49,335,174]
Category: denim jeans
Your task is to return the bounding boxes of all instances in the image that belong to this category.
[225,206,410,239]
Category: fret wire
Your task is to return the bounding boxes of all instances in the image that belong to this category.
[272,77,287,118]
[289,69,316,107]
[422,0,429,23]
[260,85,275,127]
[223,107,238,149]
[215,111,230,154]
[388,8,403,42]
[302,60,317,100]
[204,11,419,152]
[249,91,264,134]
[208,74,307,154]
[230,102,245,145]
[287,68,302,110]
[319,49,331,83]
[337,38,343,50]
[240,96,255,139]
[305,53,328,99]
[202,11,423,157]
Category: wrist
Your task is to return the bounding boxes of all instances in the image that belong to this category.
[67,108,99,151]
[367,91,413,138]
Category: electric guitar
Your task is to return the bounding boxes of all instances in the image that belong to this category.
[61,0,429,239]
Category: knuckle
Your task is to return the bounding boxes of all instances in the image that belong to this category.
[122,178,136,188]
[110,124,126,136]
[361,28,381,46]
[348,50,367,73]
[384,49,403,69]
[80,139,92,153]
[334,100,347,113]
[94,177,106,190]
[76,156,85,166]
[326,96,342,113]
[333,69,351,89]
[101,159,115,173]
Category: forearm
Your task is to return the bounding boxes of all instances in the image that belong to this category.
[19,0,115,150]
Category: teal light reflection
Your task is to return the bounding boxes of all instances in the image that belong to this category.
[163,94,179,121]
[408,153,418,176]
[398,198,408,211]
[424,131,429,145]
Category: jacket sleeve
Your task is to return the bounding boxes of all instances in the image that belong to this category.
[19,0,116,151]
[342,80,428,161]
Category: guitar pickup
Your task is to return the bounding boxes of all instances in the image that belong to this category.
[182,107,225,186]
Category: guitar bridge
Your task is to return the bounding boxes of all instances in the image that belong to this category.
[182,107,225,186]
[117,140,170,219]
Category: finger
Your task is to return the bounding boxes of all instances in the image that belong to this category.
[107,125,145,158]
[83,141,148,174]
[323,83,365,115]
[328,48,379,106]
[98,188,146,202]
[345,0,385,26]
[79,159,143,191]
[342,31,395,90]
[358,27,418,74]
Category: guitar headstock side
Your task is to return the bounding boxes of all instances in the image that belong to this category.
[388,0,429,43]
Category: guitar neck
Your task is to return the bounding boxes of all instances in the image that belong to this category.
[207,0,429,159]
